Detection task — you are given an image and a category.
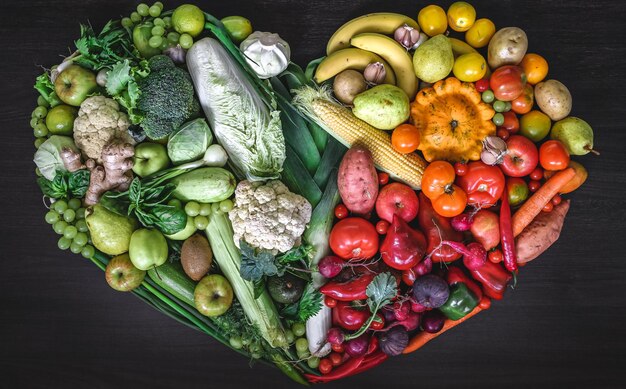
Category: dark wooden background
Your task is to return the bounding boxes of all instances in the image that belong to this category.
[1,0,625,387]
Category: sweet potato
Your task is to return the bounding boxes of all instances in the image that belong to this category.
[337,145,379,215]
[515,200,570,263]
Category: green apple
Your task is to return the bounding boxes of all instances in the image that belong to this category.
[132,142,170,177]
[54,65,98,106]
[105,253,146,292]
[46,105,78,135]
[194,274,234,317]
[128,228,168,270]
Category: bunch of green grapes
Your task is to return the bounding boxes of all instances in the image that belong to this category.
[31,97,52,150]
[176,199,234,230]
[288,322,319,368]
[45,198,95,258]
[120,2,194,50]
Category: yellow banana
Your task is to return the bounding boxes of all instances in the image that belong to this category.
[449,37,477,58]
[350,33,418,98]
[314,48,396,84]
[327,12,419,55]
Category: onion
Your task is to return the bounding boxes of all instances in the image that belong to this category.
[421,310,445,333]
[345,334,369,357]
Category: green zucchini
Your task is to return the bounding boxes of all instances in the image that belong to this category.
[147,261,196,307]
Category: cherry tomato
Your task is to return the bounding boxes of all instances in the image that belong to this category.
[528,180,542,192]
[539,140,570,171]
[465,18,495,48]
[447,1,476,32]
[402,267,417,286]
[456,161,505,208]
[334,204,348,219]
[418,4,447,36]
[475,78,490,92]
[551,194,562,206]
[506,177,529,207]
[370,314,385,330]
[529,167,544,181]
[542,202,554,212]
[500,111,520,133]
[319,358,333,374]
[497,128,510,140]
[331,343,344,353]
[453,52,487,82]
[520,110,551,142]
[421,161,468,217]
[454,162,467,176]
[392,124,421,154]
[376,220,390,235]
[378,172,389,185]
[489,65,527,101]
[488,248,503,263]
[329,352,343,366]
[324,296,337,308]
[511,84,534,115]
[329,217,379,260]
[520,53,549,85]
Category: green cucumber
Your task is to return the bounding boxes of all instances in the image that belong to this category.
[147,261,196,307]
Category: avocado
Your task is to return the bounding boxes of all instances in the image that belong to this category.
[267,274,305,304]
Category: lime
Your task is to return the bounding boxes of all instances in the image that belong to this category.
[221,16,253,43]
[46,105,78,135]
[172,4,205,38]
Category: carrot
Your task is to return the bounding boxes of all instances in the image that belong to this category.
[403,297,489,354]
[511,167,575,237]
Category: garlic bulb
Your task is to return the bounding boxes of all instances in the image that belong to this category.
[363,62,386,84]
[394,24,421,50]
[240,31,291,79]
[481,136,508,165]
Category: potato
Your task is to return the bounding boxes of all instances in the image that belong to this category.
[333,69,367,105]
[487,27,528,69]
[337,145,379,215]
[515,200,570,263]
[534,79,572,121]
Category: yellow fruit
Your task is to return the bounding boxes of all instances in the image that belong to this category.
[314,48,396,84]
[452,52,487,82]
[465,18,496,48]
[447,2,476,32]
[418,5,448,36]
[172,4,205,38]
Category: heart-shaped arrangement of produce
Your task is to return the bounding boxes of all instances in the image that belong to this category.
[31,1,596,384]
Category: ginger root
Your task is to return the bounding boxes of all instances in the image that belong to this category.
[61,141,135,205]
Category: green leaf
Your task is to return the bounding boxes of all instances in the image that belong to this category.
[105,59,132,95]
[37,174,68,198]
[277,245,313,264]
[37,169,89,199]
[296,283,322,321]
[150,205,187,235]
[366,272,397,313]
[239,241,279,282]
[253,279,266,300]
[68,169,90,198]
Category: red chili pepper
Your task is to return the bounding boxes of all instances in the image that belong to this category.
[332,301,370,331]
[499,185,518,273]
[320,272,376,301]
[305,351,388,383]
[367,335,379,354]
[469,261,512,300]
[446,266,483,300]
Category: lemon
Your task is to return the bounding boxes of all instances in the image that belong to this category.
[172,4,205,38]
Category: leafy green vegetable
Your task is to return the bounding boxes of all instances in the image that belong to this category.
[105,60,132,95]
[106,59,149,124]
[34,72,62,107]
[281,283,322,322]
[167,118,213,165]
[240,240,280,282]
[33,135,79,181]
[73,20,141,70]
[37,169,90,199]
[345,272,397,341]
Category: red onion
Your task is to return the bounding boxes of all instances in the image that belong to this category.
[421,310,445,333]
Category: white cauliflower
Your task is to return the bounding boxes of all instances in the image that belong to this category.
[73,96,135,163]
[229,180,312,253]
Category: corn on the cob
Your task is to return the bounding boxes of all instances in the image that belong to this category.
[293,86,428,189]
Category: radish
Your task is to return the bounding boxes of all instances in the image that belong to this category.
[440,241,487,270]
[326,327,345,345]
[451,213,473,231]
[317,255,378,279]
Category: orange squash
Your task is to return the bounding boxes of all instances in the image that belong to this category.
[410,77,495,162]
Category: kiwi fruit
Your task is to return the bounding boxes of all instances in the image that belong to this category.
[181,234,213,281]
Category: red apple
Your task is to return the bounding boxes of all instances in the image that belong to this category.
[375,183,419,223]
[470,210,500,250]
[105,254,146,292]
[500,135,539,177]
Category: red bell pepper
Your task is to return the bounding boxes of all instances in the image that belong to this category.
[418,193,463,263]
[469,261,511,300]
[456,161,505,208]
[333,301,370,331]
[320,272,376,301]
[446,266,483,300]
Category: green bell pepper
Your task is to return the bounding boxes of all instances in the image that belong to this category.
[439,283,479,321]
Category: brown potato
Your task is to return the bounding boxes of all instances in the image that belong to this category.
[534,79,572,121]
[333,69,367,105]
[487,27,528,69]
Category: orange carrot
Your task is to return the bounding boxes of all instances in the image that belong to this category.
[512,167,575,237]
[403,297,489,354]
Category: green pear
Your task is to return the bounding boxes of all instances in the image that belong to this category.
[550,117,597,155]
[86,204,137,255]
[412,34,454,83]
[352,84,410,130]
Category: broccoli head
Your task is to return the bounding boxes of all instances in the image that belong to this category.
[137,55,199,140]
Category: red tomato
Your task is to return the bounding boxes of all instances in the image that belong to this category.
[552,194,562,205]
[529,167,544,181]
[421,161,468,217]
[511,84,534,114]
[331,343,344,353]
[543,202,554,212]
[475,78,490,92]
[500,111,519,133]
[376,220,390,235]
[506,177,529,206]
[329,352,343,366]
[324,296,337,308]
[497,128,510,140]
[454,161,468,176]
[378,172,389,185]
[402,267,417,286]
[528,180,542,192]
[329,217,379,260]
[456,161,505,207]
[391,124,421,154]
[334,204,348,219]
[488,248,503,263]
[319,358,333,374]
[370,314,385,330]
[539,140,570,171]
[489,65,527,101]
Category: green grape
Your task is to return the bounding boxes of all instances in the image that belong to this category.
[68,198,81,210]
[249,342,262,354]
[219,199,234,213]
[76,219,88,233]
[493,113,505,126]
[167,31,180,43]
[76,208,86,220]
[229,336,243,349]
[194,215,209,230]
[53,220,68,234]
[151,25,165,36]
[284,329,295,344]
[137,3,149,16]
[179,33,193,49]
[482,90,495,103]
[295,338,308,353]
[34,138,46,149]
[70,242,84,254]
[37,96,49,108]
[53,200,68,214]
[45,210,60,224]
[63,225,78,239]
[58,236,72,250]
[167,198,182,209]
[153,17,165,27]
[121,17,133,28]
[159,40,169,51]
[33,123,49,137]
[81,245,95,259]
[63,209,76,223]
[185,201,200,217]
[493,100,506,113]
[73,232,89,247]
[211,202,222,215]
[250,352,262,359]
[292,322,306,337]
[307,357,320,369]
[504,101,512,112]
[32,106,47,119]
[163,16,172,28]
[130,11,141,23]
[154,1,164,10]
[148,35,163,48]
[199,203,212,216]
[149,5,161,17]
[30,117,40,128]
[35,168,42,176]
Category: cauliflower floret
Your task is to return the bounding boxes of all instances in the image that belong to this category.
[73,96,135,163]
[229,180,312,253]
